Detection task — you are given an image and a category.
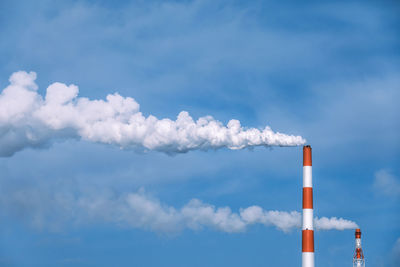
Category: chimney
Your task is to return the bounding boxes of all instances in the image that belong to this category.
[353,229,365,267]
[302,145,314,267]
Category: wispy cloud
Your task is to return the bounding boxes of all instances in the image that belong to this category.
[373,169,400,197]
[392,237,400,267]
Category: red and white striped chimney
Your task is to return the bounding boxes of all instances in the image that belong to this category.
[302,145,314,267]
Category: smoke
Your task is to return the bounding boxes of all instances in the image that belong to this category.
[0,186,357,233]
[79,191,359,232]
[0,71,305,157]
[314,216,359,230]
[240,206,301,232]
[239,206,358,232]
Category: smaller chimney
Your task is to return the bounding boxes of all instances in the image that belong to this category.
[353,229,365,267]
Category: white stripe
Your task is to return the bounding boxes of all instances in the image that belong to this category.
[302,209,314,230]
[303,166,312,187]
[302,252,315,267]
[355,238,361,248]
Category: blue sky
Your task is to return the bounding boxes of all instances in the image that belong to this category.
[0,0,399,266]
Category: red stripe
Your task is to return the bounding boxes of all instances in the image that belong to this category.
[355,228,361,238]
[302,230,314,252]
[303,187,313,209]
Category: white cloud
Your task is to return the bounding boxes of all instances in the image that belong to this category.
[392,238,400,267]
[373,169,400,197]
[0,71,305,157]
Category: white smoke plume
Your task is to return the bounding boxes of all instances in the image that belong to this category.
[314,216,359,230]
[83,191,358,232]
[0,71,305,157]
[239,206,358,232]
[0,187,357,233]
